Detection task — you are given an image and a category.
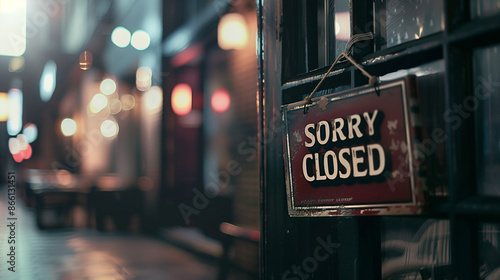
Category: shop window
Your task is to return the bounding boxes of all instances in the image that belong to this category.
[479,223,500,279]
[471,0,500,18]
[282,0,350,80]
[317,0,350,66]
[375,0,444,49]
[473,43,500,197]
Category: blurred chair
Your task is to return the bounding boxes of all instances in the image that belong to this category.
[88,186,144,232]
[35,190,85,229]
[28,169,86,229]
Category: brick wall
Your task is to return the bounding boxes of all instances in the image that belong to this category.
[227,3,260,273]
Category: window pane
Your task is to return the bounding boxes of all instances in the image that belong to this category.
[316,0,351,68]
[473,43,500,197]
[282,0,350,79]
[471,0,500,18]
[479,223,500,279]
[334,0,350,58]
[380,0,444,49]
[382,218,452,279]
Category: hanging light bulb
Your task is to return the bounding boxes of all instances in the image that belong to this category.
[79,51,93,70]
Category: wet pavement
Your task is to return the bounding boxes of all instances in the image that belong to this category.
[0,186,254,280]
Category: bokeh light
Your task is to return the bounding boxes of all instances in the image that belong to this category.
[145,86,163,111]
[121,94,135,111]
[61,118,77,136]
[0,0,26,56]
[9,56,25,72]
[211,88,231,113]
[8,137,20,155]
[131,30,151,51]
[40,60,57,102]
[136,66,152,91]
[334,12,351,41]
[23,123,38,143]
[218,13,248,50]
[9,134,32,162]
[111,26,131,48]
[7,89,22,136]
[16,134,28,151]
[0,92,8,121]
[20,143,32,160]
[100,78,116,95]
[171,84,191,115]
[12,152,23,163]
[100,119,119,138]
[109,99,122,115]
[90,93,108,113]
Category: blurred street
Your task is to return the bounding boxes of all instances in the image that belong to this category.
[0,184,256,280]
[0,0,260,278]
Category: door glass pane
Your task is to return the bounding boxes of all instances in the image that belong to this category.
[334,0,350,58]
[471,0,500,18]
[282,0,351,79]
[382,218,452,280]
[316,0,351,68]
[377,0,444,49]
[473,43,500,197]
[479,223,500,279]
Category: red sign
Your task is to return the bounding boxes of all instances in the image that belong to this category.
[282,77,424,216]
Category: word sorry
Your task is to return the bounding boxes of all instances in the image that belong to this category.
[302,110,386,182]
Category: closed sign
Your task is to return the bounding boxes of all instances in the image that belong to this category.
[282,77,425,217]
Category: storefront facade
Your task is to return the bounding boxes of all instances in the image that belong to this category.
[257,0,500,279]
